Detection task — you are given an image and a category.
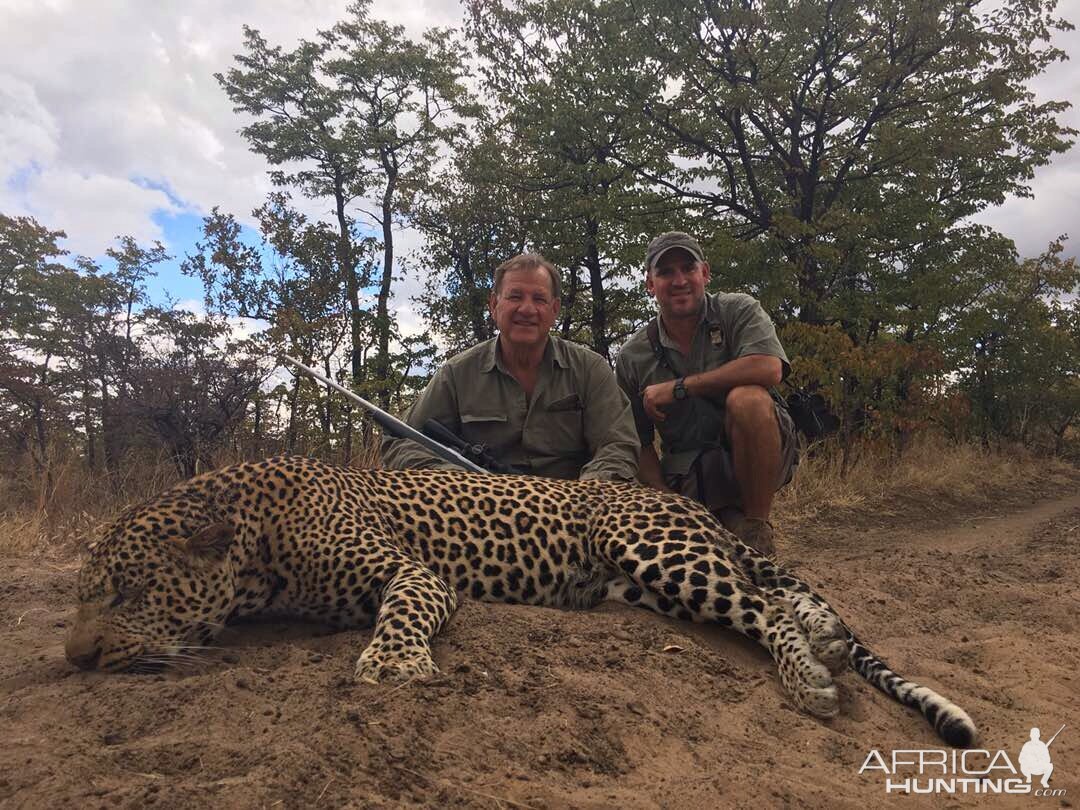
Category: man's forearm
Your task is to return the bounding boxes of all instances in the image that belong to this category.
[380,434,461,471]
[683,354,782,400]
[637,444,673,492]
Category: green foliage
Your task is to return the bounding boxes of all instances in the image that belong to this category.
[781,321,949,448]
[618,0,1076,330]
[411,133,526,357]
[466,0,681,359]
[952,240,1080,452]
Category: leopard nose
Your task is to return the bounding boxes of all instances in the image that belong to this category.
[66,642,102,670]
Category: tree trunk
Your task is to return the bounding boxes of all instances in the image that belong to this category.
[333,174,364,391]
[560,265,579,339]
[792,246,827,327]
[584,218,609,361]
[31,394,51,504]
[319,355,334,453]
[374,171,397,408]
[285,373,301,455]
[99,379,118,474]
[252,395,263,459]
[460,253,488,344]
[83,389,97,471]
[343,403,354,465]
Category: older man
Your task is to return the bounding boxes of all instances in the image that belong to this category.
[382,253,639,481]
[615,232,797,555]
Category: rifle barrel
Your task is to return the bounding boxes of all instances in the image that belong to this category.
[280,356,487,474]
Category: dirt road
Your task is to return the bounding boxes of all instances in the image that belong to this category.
[2,491,1078,808]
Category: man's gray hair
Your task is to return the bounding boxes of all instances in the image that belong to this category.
[493,253,562,300]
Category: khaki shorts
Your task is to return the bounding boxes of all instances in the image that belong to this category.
[666,400,798,512]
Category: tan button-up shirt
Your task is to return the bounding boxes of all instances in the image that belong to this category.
[615,292,790,477]
[381,336,640,481]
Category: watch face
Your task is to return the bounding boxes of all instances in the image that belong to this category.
[674,379,687,400]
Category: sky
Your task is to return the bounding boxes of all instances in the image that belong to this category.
[2,0,1078,328]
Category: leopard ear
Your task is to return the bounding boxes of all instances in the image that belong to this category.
[185,523,235,559]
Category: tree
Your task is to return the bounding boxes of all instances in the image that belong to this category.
[182,197,359,455]
[411,132,529,356]
[128,308,263,477]
[952,239,1080,449]
[468,0,678,360]
[0,215,133,487]
[619,0,1075,332]
[218,0,473,404]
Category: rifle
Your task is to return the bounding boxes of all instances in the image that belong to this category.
[280,356,487,474]
[421,419,525,475]
[1046,724,1065,747]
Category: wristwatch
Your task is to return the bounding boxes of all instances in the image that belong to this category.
[673,377,688,401]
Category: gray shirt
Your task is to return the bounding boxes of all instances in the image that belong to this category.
[615,292,789,476]
[381,336,640,481]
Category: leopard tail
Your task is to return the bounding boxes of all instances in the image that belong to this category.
[848,634,977,748]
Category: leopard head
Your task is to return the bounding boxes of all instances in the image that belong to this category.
[65,498,239,674]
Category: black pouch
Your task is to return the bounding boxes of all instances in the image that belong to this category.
[785,388,840,440]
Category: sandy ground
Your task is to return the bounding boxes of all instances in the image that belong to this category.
[2,484,1079,809]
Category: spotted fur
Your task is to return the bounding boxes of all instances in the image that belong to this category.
[66,456,976,746]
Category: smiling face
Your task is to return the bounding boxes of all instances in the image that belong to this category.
[489,265,561,351]
[646,247,710,322]
[65,506,236,673]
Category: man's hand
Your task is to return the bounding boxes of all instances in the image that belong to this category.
[642,380,677,423]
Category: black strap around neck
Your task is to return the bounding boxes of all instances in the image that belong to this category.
[645,318,673,372]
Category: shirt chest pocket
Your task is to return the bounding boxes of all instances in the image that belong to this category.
[460,413,510,450]
[536,394,585,454]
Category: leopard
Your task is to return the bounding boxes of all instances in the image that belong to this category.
[65,456,977,747]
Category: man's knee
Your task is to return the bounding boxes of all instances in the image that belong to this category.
[725,385,774,426]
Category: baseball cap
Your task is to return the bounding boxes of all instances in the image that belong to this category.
[644,231,705,272]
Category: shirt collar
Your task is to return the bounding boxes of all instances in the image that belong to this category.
[482,335,563,372]
[657,295,711,350]
[480,337,500,373]
[548,335,570,369]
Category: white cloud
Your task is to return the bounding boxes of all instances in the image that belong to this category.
[0,0,1075,274]
[0,166,184,254]
[0,75,60,170]
[972,18,1080,260]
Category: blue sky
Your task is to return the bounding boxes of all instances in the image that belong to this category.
[144,209,221,306]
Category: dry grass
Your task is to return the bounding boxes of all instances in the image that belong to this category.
[0,445,382,556]
[773,433,1078,533]
[1,437,1076,556]
[0,451,184,556]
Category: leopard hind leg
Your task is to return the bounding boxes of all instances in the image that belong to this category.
[601,569,840,719]
[729,541,977,746]
[729,546,849,674]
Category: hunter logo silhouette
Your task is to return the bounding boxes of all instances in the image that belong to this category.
[1019,724,1065,789]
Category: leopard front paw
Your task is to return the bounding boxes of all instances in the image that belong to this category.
[789,596,850,675]
[354,645,439,685]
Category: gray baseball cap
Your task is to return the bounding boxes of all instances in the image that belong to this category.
[644,231,705,272]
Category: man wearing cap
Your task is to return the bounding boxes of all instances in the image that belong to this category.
[382,252,640,482]
[615,232,797,555]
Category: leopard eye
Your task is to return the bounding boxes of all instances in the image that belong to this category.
[109,591,125,608]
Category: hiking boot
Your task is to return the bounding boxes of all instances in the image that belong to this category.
[714,507,746,533]
[709,507,776,556]
[731,516,776,557]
